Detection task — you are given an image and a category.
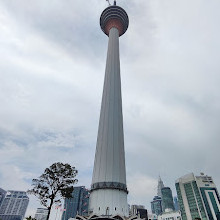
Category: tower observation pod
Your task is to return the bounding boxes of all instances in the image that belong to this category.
[89,2,129,218]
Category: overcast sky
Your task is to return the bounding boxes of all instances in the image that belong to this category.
[0,0,220,218]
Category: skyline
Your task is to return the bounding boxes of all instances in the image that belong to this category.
[0,0,220,218]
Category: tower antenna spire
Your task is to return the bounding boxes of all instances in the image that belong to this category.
[114,0,116,5]
[106,0,111,6]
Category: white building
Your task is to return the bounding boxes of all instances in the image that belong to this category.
[0,190,29,220]
[148,213,158,220]
[34,208,48,220]
[176,173,220,220]
[158,210,181,220]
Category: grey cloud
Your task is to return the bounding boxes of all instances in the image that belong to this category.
[0,0,220,215]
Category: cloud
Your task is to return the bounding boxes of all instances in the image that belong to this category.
[127,173,157,207]
[0,0,220,217]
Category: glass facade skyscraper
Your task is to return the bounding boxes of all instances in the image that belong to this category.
[0,190,29,220]
[151,176,165,216]
[175,173,220,220]
[173,196,179,211]
[161,187,175,212]
[0,188,6,207]
[151,196,162,216]
[61,186,90,220]
[157,176,165,198]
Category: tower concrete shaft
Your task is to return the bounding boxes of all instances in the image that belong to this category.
[89,4,129,217]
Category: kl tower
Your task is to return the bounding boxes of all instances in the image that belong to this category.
[89,0,129,218]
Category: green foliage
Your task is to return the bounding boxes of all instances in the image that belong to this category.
[28,162,78,220]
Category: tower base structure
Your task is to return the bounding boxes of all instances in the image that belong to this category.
[69,214,143,220]
[89,189,128,216]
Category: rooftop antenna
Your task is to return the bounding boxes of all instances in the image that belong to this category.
[114,0,116,5]
[106,0,111,6]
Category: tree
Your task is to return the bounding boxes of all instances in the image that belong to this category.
[28,162,78,220]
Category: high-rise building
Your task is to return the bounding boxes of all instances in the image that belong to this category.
[136,208,148,220]
[148,213,158,220]
[34,208,48,220]
[151,176,164,216]
[130,205,145,216]
[175,173,220,220]
[0,190,29,220]
[61,186,89,220]
[151,196,162,216]
[161,187,175,212]
[88,0,129,218]
[0,188,6,207]
[157,177,165,198]
[173,196,179,211]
